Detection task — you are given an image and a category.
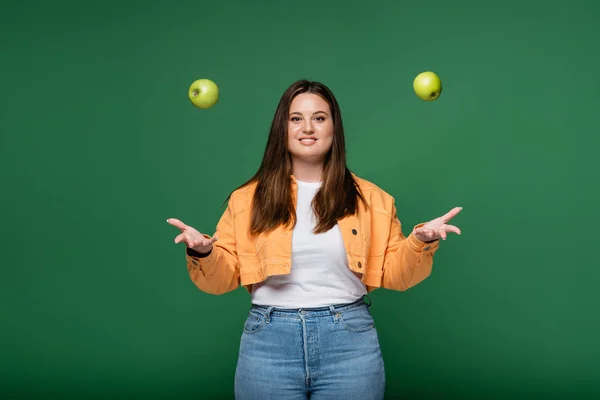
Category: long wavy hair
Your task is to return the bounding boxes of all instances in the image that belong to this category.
[229,79,366,235]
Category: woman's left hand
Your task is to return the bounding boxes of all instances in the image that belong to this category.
[413,207,462,242]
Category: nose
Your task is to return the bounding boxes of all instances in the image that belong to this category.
[302,119,314,133]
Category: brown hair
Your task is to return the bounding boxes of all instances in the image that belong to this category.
[229,79,366,235]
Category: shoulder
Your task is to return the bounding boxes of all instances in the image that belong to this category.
[351,173,396,215]
[227,180,258,214]
[351,172,394,200]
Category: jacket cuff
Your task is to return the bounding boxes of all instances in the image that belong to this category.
[186,247,212,258]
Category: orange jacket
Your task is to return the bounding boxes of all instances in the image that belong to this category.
[185,174,440,295]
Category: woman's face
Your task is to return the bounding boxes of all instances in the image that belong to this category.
[286,93,334,166]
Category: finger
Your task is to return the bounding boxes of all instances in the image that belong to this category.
[167,218,188,231]
[442,224,461,235]
[441,207,463,223]
[209,236,219,245]
[174,233,187,244]
[440,230,447,240]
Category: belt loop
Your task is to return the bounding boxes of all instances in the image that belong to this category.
[265,306,274,323]
[328,305,340,323]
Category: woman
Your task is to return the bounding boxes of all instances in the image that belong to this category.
[167,80,462,399]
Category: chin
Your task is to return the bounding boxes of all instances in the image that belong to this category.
[291,153,327,164]
[288,144,331,163]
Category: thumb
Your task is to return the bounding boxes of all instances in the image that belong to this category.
[174,233,187,244]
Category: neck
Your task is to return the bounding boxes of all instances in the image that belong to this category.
[291,159,324,183]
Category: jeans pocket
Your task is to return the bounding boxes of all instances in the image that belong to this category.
[243,309,266,334]
[338,306,375,333]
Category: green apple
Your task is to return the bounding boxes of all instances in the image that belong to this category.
[188,78,219,109]
[413,71,442,101]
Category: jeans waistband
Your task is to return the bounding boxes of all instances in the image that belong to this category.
[250,295,371,322]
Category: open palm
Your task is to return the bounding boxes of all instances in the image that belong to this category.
[166,218,218,253]
[413,207,462,242]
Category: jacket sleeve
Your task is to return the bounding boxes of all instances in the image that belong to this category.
[184,200,240,295]
[381,200,440,291]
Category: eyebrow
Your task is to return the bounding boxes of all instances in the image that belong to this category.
[289,111,329,116]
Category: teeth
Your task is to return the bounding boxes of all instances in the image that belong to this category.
[300,139,316,142]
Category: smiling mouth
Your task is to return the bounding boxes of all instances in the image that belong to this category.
[299,138,317,142]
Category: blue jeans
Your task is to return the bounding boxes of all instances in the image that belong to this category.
[234,296,386,399]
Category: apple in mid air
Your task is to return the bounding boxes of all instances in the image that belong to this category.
[413,72,442,101]
[188,79,219,109]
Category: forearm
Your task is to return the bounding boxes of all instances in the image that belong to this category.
[381,234,438,291]
[185,245,240,295]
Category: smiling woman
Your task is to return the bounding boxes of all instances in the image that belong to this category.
[236,81,370,237]
[166,79,462,399]
[286,93,335,178]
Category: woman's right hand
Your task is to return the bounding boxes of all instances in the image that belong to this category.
[166,218,218,254]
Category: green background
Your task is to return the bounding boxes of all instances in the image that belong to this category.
[2,0,599,398]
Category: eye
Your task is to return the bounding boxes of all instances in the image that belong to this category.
[314,116,326,121]
[290,116,301,122]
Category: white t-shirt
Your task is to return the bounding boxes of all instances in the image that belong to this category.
[250,180,368,308]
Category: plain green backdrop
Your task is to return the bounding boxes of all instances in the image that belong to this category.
[2,0,599,398]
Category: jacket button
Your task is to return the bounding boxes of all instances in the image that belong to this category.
[357,262,362,268]
[352,229,357,235]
